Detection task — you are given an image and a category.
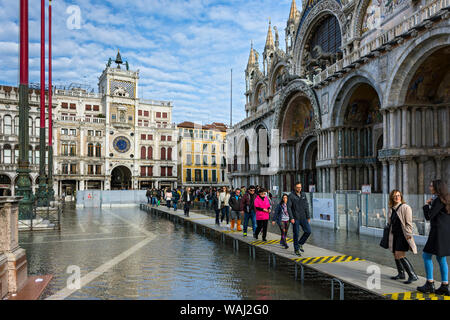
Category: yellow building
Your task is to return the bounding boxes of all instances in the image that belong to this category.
[177,122,229,188]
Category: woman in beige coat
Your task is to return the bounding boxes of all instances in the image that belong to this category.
[387,189,419,284]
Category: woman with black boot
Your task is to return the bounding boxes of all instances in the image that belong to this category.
[387,190,418,284]
[417,180,450,296]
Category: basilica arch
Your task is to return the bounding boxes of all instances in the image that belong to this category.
[292,0,346,76]
[382,28,450,194]
[330,75,383,192]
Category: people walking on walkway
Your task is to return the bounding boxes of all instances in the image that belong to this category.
[219,187,231,225]
[287,182,311,256]
[254,188,271,241]
[417,180,450,295]
[229,188,243,231]
[272,194,290,249]
[241,185,257,237]
[182,187,193,217]
[165,188,172,209]
[212,190,221,226]
[386,190,418,284]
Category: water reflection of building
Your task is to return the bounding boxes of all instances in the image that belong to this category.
[0,52,178,197]
[227,0,450,194]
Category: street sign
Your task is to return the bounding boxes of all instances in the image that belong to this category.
[362,185,372,194]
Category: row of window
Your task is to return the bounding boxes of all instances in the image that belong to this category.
[61,103,100,111]
[185,143,224,154]
[60,129,103,137]
[185,154,219,166]
[61,164,103,175]
[137,120,169,127]
[137,111,169,118]
[140,147,173,160]
[1,115,48,137]
[180,128,222,141]
[140,134,172,141]
[0,145,47,164]
[185,169,225,183]
[140,166,173,177]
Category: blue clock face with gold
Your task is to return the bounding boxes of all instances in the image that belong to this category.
[113,136,131,153]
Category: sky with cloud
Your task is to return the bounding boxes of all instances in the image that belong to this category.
[0,0,300,125]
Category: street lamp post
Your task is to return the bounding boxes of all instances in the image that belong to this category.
[17,0,34,219]
[36,0,48,207]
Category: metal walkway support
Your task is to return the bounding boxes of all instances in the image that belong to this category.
[294,262,304,284]
[331,278,345,300]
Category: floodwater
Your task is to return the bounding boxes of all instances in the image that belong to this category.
[19,205,330,300]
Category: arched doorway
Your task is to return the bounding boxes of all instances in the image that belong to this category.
[335,81,382,191]
[111,166,132,190]
[298,137,318,191]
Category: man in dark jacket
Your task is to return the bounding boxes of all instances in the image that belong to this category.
[240,185,257,237]
[287,183,311,256]
[182,187,193,217]
[229,188,243,231]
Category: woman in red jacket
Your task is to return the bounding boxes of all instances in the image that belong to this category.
[253,188,271,241]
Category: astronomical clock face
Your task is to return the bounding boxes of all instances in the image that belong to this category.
[113,136,131,153]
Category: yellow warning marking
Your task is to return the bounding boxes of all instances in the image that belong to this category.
[292,255,365,265]
[384,292,450,300]
[186,217,213,221]
[250,238,295,246]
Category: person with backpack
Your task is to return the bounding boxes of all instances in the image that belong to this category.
[386,189,418,284]
[229,188,243,231]
[240,185,257,237]
[172,188,180,211]
[417,180,450,295]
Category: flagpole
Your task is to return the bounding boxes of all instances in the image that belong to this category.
[17,0,33,218]
[37,0,48,206]
[230,68,233,128]
[48,0,55,202]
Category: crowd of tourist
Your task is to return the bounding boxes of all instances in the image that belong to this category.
[145,179,450,296]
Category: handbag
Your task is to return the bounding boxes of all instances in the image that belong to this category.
[379,204,402,249]
[379,224,390,249]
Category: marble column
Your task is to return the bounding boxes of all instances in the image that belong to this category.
[382,161,389,194]
[317,168,322,192]
[389,109,395,149]
[322,168,327,193]
[402,159,410,195]
[330,167,336,193]
[373,165,379,193]
[389,159,398,191]
[344,166,349,190]
[433,107,439,147]
[355,166,360,190]
[383,110,388,149]
[357,129,361,158]
[411,107,417,147]
[331,130,336,158]
[338,129,343,158]
[339,166,344,190]
[421,108,427,148]
[368,165,373,190]
[418,158,425,195]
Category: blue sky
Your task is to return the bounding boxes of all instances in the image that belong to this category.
[0,0,298,125]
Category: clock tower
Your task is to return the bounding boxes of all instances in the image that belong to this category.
[99,51,140,190]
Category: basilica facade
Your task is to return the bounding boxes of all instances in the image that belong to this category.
[227,0,450,195]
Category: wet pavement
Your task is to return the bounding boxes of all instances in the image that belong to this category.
[20,204,330,300]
